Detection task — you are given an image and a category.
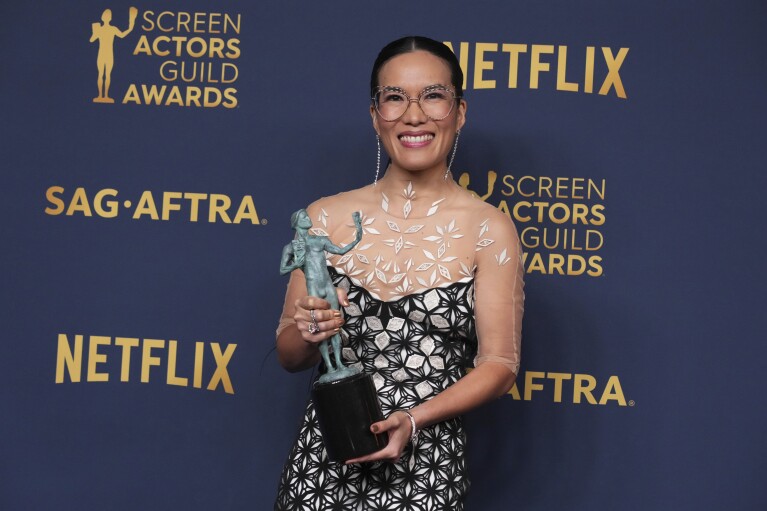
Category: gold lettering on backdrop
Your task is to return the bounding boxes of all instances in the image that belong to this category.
[124,10,241,107]
[599,47,629,98]
[88,336,111,382]
[510,371,628,406]
[141,11,241,34]
[444,41,629,98]
[556,46,579,92]
[460,174,606,277]
[43,186,263,225]
[55,333,237,394]
[122,84,238,108]
[115,337,139,381]
[502,44,527,89]
[466,368,630,406]
[56,334,83,383]
[473,43,498,89]
[529,45,555,89]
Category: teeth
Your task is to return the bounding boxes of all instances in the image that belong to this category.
[400,134,433,143]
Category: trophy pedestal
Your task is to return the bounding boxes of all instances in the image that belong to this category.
[312,372,388,462]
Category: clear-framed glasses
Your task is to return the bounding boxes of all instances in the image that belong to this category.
[372,84,461,122]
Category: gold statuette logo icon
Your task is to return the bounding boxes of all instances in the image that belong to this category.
[89,7,138,103]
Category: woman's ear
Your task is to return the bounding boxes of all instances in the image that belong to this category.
[456,99,467,131]
[370,104,379,133]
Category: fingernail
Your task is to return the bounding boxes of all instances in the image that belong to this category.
[333,327,340,333]
[333,311,342,318]
[371,425,379,433]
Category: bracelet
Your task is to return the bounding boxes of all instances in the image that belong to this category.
[399,409,419,444]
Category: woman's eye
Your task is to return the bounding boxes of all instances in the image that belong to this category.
[424,90,449,101]
[382,93,405,102]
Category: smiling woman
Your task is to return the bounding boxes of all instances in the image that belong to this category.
[274,36,524,510]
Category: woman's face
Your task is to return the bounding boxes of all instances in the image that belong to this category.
[371,50,466,176]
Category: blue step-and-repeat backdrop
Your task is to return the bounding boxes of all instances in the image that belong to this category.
[2,1,765,509]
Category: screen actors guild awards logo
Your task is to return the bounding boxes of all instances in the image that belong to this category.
[89,7,138,103]
[460,170,606,277]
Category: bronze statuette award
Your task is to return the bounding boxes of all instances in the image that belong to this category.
[280,209,388,461]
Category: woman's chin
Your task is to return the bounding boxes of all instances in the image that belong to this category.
[389,158,447,176]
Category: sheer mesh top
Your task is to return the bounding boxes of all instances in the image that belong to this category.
[277,180,524,374]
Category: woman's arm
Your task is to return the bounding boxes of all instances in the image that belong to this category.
[346,361,516,463]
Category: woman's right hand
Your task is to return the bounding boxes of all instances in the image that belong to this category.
[293,288,349,345]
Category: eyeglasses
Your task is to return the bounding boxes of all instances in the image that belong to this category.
[372,84,461,122]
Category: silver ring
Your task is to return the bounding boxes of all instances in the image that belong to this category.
[308,309,320,334]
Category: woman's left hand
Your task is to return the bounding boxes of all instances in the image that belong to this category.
[344,411,413,464]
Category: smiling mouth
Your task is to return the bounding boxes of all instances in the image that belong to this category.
[399,134,434,144]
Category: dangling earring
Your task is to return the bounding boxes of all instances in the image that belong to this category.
[374,134,381,186]
[445,129,461,180]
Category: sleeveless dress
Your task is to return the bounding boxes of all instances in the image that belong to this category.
[275,182,523,511]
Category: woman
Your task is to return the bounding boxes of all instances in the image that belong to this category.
[275,36,524,510]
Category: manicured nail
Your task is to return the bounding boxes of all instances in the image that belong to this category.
[371,425,379,433]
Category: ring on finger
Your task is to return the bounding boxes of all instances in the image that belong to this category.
[308,309,320,334]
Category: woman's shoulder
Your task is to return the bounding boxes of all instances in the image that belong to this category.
[450,187,521,270]
[305,185,374,233]
[452,184,519,234]
[308,185,373,214]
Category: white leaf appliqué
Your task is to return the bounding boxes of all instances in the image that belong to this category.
[496,248,511,266]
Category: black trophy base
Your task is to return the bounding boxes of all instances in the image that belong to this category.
[312,372,388,462]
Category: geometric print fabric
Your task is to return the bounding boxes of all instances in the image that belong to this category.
[275,272,477,510]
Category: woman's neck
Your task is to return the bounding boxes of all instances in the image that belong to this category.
[374,164,458,219]
[378,162,454,193]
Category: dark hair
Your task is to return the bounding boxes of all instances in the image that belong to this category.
[370,36,464,98]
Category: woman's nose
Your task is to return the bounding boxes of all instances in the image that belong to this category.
[401,98,427,124]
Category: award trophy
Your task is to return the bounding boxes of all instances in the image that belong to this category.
[280,209,388,461]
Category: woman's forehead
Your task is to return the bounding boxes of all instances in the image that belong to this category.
[377,51,452,91]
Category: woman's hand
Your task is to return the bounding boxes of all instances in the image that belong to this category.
[345,411,413,464]
[293,288,349,345]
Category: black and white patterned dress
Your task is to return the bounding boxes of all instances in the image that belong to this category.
[275,182,523,510]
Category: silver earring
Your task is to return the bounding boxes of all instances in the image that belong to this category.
[445,129,460,180]
[374,134,381,186]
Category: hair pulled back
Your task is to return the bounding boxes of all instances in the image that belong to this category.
[370,36,464,98]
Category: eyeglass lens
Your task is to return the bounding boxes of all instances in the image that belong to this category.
[375,86,456,121]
